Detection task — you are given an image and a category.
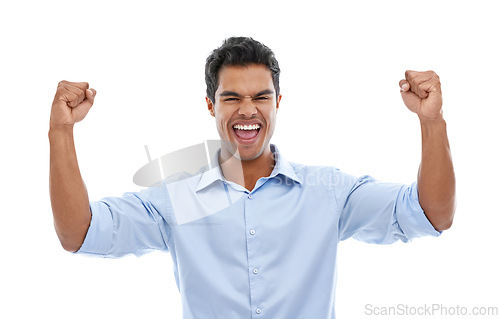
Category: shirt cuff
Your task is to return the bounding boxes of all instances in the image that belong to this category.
[397,181,442,240]
[75,201,114,255]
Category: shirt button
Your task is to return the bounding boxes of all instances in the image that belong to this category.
[250,229,256,235]
[256,308,262,314]
[248,194,253,199]
[253,268,259,274]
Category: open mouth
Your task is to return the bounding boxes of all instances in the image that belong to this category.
[232,123,261,144]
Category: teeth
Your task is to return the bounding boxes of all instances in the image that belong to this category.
[233,124,261,130]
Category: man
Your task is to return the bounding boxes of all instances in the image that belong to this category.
[49,37,455,318]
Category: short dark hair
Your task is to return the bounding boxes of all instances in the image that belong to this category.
[205,37,281,103]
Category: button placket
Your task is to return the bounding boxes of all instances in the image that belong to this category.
[244,190,265,317]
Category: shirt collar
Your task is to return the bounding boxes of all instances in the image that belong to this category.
[267,144,302,184]
[195,144,302,192]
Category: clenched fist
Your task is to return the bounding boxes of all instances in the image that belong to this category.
[50,81,96,129]
[399,70,443,122]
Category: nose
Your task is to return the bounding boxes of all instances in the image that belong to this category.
[238,97,258,117]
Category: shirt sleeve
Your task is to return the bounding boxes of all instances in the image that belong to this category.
[332,169,441,243]
[75,182,172,258]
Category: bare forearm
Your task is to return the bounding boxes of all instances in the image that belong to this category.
[417,117,456,231]
[49,127,91,252]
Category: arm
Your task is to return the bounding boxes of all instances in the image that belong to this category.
[49,81,96,252]
[400,71,456,231]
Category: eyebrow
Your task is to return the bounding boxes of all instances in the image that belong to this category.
[219,89,274,97]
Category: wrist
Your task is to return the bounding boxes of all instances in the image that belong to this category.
[418,112,445,127]
[48,124,74,140]
[419,116,447,138]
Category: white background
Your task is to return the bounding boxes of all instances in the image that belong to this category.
[1,0,499,318]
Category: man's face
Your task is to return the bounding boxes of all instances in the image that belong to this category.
[206,64,281,161]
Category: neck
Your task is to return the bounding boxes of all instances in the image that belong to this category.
[219,145,275,191]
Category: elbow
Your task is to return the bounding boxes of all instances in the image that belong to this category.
[54,226,85,253]
[430,203,456,232]
[58,233,84,253]
[61,241,82,253]
[53,211,91,253]
[434,218,453,232]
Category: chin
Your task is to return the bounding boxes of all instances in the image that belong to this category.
[221,139,266,161]
[237,150,262,161]
[236,143,268,161]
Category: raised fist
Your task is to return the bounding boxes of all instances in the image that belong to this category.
[399,70,443,121]
[50,81,96,129]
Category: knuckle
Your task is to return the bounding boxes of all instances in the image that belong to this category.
[56,86,67,95]
[428,70,439,79]
[79,82,89,89]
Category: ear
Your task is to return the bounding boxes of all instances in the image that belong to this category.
[275,94,282,112]
[206,96,215,117]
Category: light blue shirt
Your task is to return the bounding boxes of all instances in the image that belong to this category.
[77,145,441,318]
